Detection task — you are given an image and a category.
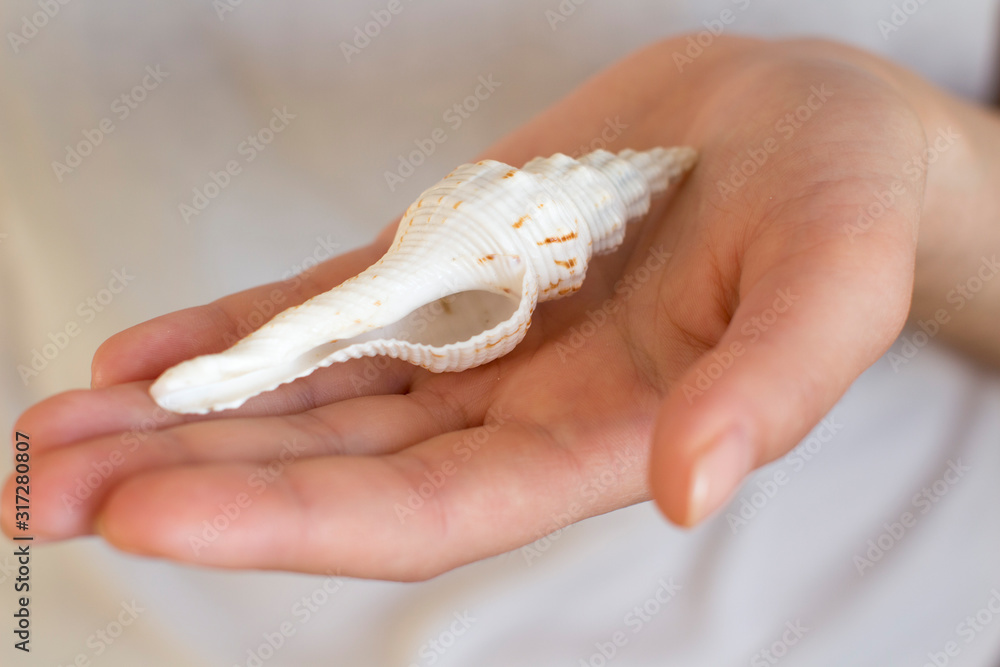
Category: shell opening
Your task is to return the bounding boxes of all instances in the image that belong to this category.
[308,288,521,358]
[150,274,533,414]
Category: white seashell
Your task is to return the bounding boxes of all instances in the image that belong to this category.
[150,147,697,414]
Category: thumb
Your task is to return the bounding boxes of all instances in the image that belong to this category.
[649,234,915,526]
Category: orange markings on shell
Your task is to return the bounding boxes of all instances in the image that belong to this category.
[538,231,578,245]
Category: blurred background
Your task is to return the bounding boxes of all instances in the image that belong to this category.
[1,1,1000,664]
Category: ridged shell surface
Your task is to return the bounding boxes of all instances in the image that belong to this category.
[150,146,697,414]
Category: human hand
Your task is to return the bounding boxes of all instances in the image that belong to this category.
[2,36,953,579]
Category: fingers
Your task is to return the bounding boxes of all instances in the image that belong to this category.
[15,383,204,454]
[91,241,390,388]
[91,419,646,580]
[650,231,917,526]
[646,58,931,528]
[2,388,487,541]
[19,351,414,454]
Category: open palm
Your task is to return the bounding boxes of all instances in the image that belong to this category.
[3,37,928,580]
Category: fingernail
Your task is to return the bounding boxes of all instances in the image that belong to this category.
[686,427,754,525]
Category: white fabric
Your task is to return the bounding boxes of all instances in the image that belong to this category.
[1,1,999,664]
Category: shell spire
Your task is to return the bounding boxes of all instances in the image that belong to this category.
[151,146,697,414]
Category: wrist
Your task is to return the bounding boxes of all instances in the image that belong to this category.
[896,83,1000,364]
[771,38,1000,364]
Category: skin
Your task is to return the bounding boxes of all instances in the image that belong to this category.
[4,36,1000,581]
